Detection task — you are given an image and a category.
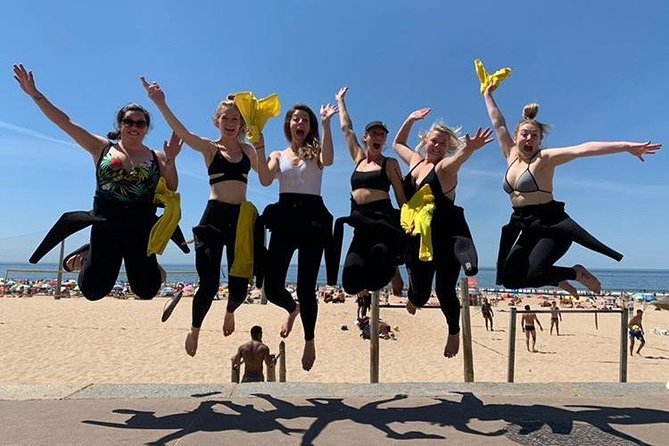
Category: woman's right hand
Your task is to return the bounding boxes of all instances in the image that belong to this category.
[409,108,431,121]
[140,76,166,104]
[13,64,40,98]
[336,86,348,102]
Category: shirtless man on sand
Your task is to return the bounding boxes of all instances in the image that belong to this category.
[232,326,275,382]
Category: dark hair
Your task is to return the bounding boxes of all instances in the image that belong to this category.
[251,325,262,340]
[283,104,321,160]
[107,103,151,140]
[524,305,531,311]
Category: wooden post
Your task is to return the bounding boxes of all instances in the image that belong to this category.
[620,307,628,383]
[231,359,240,383]
[279,341,286,382]
[459,278,474,382]
[55,241,65,300]
[370,290,380,383]
[594,312,599,330]
[267,354,276,382]
[507,306,517,383]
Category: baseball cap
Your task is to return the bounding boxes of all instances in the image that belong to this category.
[365,121,389,133]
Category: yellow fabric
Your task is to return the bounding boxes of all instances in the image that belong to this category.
[148,177,181,256]
[233,92,281,144]
[474,59,512,95]
[229,201,258,279]
[400,184,436,262]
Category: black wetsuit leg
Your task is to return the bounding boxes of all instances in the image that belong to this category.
[263,227,299,315]
[405,237,435,308]
[295,233,324,341]
[78,223,123,301]
[433,234,463,336]
[123,221,161,299]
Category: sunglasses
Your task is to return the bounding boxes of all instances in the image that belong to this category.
[121,118,148,129]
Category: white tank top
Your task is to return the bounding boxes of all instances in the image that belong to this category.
[277,150,323,195]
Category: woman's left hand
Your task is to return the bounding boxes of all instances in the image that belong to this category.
[628,141,662,161]
[464,127,494,151]
[163,131,183,161]
[320,103,339,122]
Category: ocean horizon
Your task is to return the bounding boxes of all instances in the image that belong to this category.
[3,262,669,293]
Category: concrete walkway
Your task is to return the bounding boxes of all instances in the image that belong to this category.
[0,382,667,445]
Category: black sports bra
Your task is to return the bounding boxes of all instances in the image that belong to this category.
[402,159,456,204]
[208,150,250,185]
[350,157,391,192]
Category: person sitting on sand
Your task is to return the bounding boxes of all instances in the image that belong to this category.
[628,309,646,357]
[231,325,275,382]
[521,304,543,352]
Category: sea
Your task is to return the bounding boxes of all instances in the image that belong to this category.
[2,262,669,293]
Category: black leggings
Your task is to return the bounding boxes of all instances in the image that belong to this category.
[500,231,576,288]
[79,219,161,301]
[191,201,249,329]
[342,200,399,294]
[405,207,478,335]
[262,195,330,341]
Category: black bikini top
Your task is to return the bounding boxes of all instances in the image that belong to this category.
[503,154,552,194]
[208,150,250,185]
[350,157,391,192]
[402,159,456,204]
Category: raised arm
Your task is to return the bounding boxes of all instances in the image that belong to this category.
[393,108,430,166]
[319,103,338,167]
[140,77,214,155]
[386,158,407,206]
[482,87,515,158]
[157,132,183,191]
[253,133,280,186]
[543,141,661,166]
[13,64,107,158]
[439,127,494,173]
[335,87,364,163]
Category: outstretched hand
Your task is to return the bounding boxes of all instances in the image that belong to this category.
[320,103,339,122]
[628,141,661,162]
[464,127,495,151]
[140,76,166,104]
[335,86,348,102]
[409,108,431,121]
[13,64,39,97]
[163,131,183,160]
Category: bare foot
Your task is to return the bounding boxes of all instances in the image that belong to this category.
[185,327,200,357]
[574,265,601,294]
[302,339,316,371]
[65,250,88,272]
[280,304,300,338]
[443,333,460,358]
[223,311,235,336]
[558,281,579,299]
[406,300,417,315]
[159,265,166,284]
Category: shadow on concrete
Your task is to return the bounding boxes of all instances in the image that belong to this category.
[82,391,668,445]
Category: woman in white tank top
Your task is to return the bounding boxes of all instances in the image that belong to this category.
[254,102,338,372]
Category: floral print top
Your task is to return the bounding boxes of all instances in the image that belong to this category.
[96,146,160,203]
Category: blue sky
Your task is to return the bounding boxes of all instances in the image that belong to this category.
[0,1,667,269]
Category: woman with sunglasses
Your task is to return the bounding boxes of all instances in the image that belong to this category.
[142,77,260,357]
[13,64,182,302]
[253,102,337,371]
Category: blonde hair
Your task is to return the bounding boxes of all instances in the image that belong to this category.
[212,97,247,143]
[416,122,463,155]
[514,103,551,138]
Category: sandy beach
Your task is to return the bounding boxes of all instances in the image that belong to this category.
[1,293,668,385]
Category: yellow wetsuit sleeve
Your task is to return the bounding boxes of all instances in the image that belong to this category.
[475,59,512,95]
[229,201,258,279]
[233,92,281,144]
[400,184,435,262]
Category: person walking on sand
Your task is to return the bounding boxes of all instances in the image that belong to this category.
[628,309,646,357]
[549,301,562,335]
[521,304,543,352]
[481,297,494,331]
[232,325,275,382]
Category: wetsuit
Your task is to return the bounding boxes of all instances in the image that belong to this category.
[190,151,258,329]
[403,160,478,335]
[334,157,405,294]
[497,156,622,288]
[261,152,334,342]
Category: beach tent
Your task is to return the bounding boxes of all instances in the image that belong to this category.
[632,292,656,303]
